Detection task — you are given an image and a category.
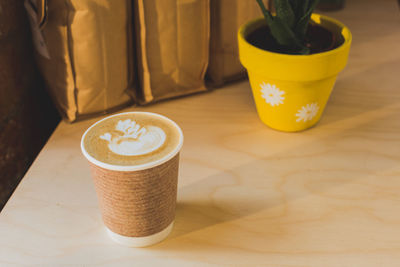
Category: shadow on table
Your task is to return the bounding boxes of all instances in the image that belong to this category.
[168,167,274,240]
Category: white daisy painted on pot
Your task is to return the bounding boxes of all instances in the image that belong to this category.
[296,103,320,122]
[260,82,285,107]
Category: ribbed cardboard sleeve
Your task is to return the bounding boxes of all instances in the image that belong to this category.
[89,154,179,237]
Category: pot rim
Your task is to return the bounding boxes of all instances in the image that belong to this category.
[238,13,352,81]
[238,13,352,59]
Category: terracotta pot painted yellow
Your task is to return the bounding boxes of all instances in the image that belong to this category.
[238,14,351,132]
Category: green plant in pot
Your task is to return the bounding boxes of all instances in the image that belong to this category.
[238,0,352,132]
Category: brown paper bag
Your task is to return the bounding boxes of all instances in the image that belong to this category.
[207,0,268,86]
[134,0,210,104]
[27,0,135,122]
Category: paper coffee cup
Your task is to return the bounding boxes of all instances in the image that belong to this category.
[81,112,183,247]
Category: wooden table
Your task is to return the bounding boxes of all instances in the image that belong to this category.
[1,0,400,266]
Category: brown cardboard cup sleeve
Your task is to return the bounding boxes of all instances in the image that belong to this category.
[90,155,180,245]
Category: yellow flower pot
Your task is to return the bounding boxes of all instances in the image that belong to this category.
[238,14,352,132]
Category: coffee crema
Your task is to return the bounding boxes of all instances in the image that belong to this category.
[82,112,183,169]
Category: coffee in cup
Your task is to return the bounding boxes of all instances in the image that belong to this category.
[81,112,183,247]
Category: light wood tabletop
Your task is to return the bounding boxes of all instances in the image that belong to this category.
[1,0,400,266]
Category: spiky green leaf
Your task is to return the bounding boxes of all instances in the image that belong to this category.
[295,0,319,40]
[256,0,274,21]
[274,0,296,28]
[267,16,308,53]
[255,0,319,54]
[288,0,301,21]
[302,0,310,14]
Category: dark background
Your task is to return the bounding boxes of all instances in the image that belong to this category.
[0,0,59,210]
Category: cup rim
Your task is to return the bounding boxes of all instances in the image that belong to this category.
[81,111,184,171]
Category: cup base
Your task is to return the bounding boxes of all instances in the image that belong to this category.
[106,221,174,247]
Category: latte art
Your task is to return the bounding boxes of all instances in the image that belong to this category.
[81,112,183,169]
[99,119,166,156]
